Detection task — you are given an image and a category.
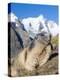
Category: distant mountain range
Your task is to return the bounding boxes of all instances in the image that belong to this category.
[8,12,59,39]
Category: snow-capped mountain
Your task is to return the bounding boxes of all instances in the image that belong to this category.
[47,20,59,36]
[8,12,59,38]
[22,15,59,38]
[8,12,18,22]
[8,12,21,27]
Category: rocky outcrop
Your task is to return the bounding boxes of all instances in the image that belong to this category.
[8,22,58,76]
[8,22,32,58]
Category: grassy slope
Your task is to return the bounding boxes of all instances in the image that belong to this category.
[51,35,58,45]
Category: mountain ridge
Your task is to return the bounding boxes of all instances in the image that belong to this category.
[8,12,59,38]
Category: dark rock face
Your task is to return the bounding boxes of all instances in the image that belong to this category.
[8,22,31,58]
[8,22,54,58]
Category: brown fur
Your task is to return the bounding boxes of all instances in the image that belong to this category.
[11,40,52,76]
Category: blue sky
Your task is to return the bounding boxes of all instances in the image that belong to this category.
[8,3,58,24]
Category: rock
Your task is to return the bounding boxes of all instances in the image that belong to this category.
[8,22,31,58]
[8,22,58,76]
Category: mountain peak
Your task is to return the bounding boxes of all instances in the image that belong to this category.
[8,12,18,22]
[8,13,59,38]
